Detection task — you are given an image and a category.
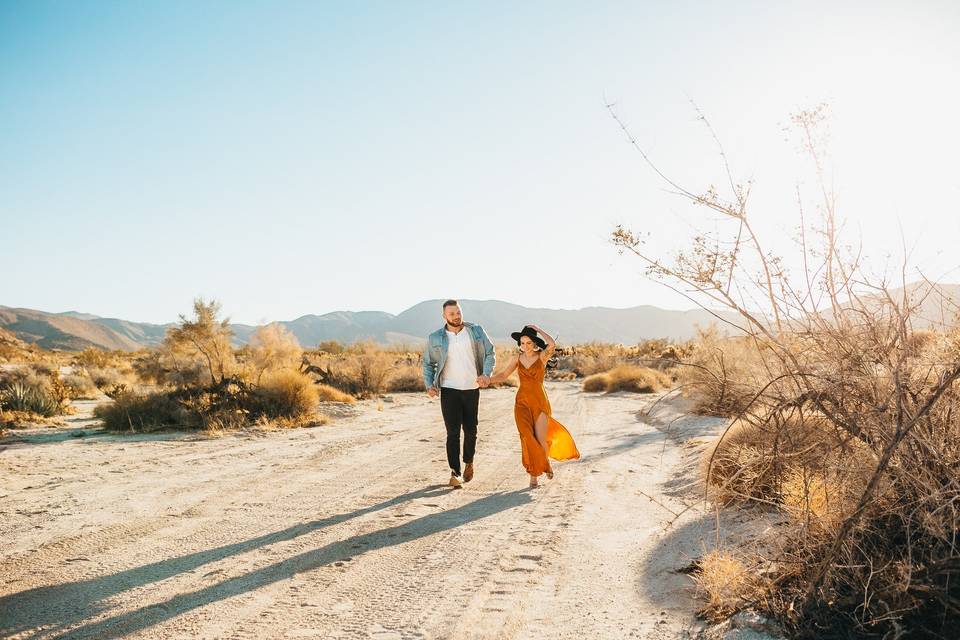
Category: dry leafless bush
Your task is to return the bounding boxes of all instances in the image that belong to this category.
[610,103,960,637]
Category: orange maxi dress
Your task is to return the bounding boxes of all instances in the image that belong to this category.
[514,356,580,476]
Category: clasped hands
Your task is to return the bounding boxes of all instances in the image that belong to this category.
[476,375,492,388]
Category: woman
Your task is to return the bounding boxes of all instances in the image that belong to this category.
[488,324,580,487]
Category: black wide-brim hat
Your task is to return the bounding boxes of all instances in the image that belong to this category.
[511,326,547,349]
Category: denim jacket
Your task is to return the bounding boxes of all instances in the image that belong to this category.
[422,322,496,390]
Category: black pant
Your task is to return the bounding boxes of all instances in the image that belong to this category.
[439,387,480,475]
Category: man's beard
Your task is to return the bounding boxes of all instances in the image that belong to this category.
[447,319,463,327]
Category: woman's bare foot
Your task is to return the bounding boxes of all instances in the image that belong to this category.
[545,468,554,480]
[529,475,539,488]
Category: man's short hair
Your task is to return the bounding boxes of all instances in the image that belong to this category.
[442,299,459,310]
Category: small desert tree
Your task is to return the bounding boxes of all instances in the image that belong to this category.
[248,323,302,384]
[164,298,236,386]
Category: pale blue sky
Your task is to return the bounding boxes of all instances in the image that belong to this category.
[3,1,959,324]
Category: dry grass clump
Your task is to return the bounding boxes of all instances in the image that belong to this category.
[252,369,319,421]
[582,365,672,393]
[315,384,355,403]
[691,550,764,622]
[581,373,609,392]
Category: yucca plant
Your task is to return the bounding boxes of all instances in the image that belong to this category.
[1,382,61,417]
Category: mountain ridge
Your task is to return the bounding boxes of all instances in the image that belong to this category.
[7,285,955,352]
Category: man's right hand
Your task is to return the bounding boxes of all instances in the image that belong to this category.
[427,387,438,398]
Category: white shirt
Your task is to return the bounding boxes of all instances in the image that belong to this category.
[440,328,479,390]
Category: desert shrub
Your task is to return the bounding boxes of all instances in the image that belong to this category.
[311,352,394,398]
[315,384,355,403]
[248,324,302,384]
[62,372,100,399]
[97,371,326,432]
[95,391,194,432]
[567,350,622,377]
[86,367,125,390]
[581,372,610,392]
[131,349,165,385]
[252,370,318,420]
[386,365,425,392]
[316,340,345,354]
[582,365,671,393]
[557,340,690,377]
[73,348,126,370]
[605,365,672,392]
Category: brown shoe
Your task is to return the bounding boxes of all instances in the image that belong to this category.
[449,473,463,488]
[463,463,474,483]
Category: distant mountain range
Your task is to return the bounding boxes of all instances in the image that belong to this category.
[4,285,956,352]
[0,300,742,352]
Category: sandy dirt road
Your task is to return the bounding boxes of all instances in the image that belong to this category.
[0,382,721,639]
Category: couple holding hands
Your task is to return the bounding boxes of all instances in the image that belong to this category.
[422,300,580,488]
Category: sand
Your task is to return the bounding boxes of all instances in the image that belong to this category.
[0,382,728,639]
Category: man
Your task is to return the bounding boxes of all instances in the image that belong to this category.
[422,299,496,487]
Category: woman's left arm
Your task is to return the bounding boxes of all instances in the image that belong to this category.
[528,324,556,361]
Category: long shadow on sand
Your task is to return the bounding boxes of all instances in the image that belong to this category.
[0,426,217,451]
[1,485,525,639]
